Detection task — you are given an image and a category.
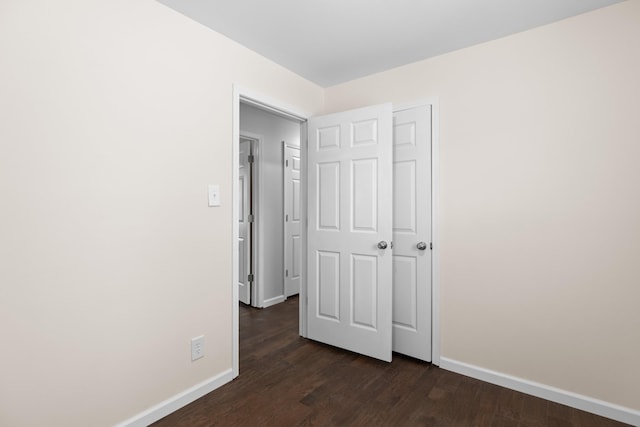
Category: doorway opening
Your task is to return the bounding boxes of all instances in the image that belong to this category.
[232,86,440,377]
[237,102,304,310]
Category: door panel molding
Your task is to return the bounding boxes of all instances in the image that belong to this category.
[307,103,393,362]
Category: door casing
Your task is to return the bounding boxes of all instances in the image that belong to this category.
[232,85,441,378]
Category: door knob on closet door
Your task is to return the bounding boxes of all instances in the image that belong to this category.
[416,242,427,251]
[377,241,388,250]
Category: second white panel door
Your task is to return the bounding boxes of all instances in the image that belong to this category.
[392,106,432,361]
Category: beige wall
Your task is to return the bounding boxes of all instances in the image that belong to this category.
[325,0,640,411]
[0,1,322,426]
[2,0,639,425]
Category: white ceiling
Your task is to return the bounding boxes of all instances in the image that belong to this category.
[158,0,623,87]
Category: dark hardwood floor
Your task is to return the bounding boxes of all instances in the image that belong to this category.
[153,297,627,426]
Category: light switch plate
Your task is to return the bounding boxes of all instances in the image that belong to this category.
[208,185,220,207]
[191,335,205,361]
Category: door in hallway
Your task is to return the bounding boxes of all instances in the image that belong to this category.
[238,139,253,305]
[284,144,301,297]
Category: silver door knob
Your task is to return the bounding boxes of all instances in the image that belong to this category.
[377,241,388,250]
[416,242,427,250]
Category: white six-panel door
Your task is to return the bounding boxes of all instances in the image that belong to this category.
[284,144,301,297]
[392,106,432,361]
[307,104,394,362]
[238,139,252,305]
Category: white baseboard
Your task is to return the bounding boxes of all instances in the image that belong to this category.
[440,357,640,426]
[262,295,286,308]
[115,368,235,427]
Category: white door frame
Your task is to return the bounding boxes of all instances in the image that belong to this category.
[232,85,441,377]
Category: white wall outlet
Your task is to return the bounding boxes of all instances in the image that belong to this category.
[191,335,205,361]
[208,184,220,207]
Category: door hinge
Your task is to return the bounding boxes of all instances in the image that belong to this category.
[285,269,289,277]
[285,214,289,222]
[430,242,433,250]
[248,154,255,163]
[248,214,254,223]
[285,159,289,167]
[248,274,254,282]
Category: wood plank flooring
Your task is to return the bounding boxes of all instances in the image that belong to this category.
[152,297,628,426]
